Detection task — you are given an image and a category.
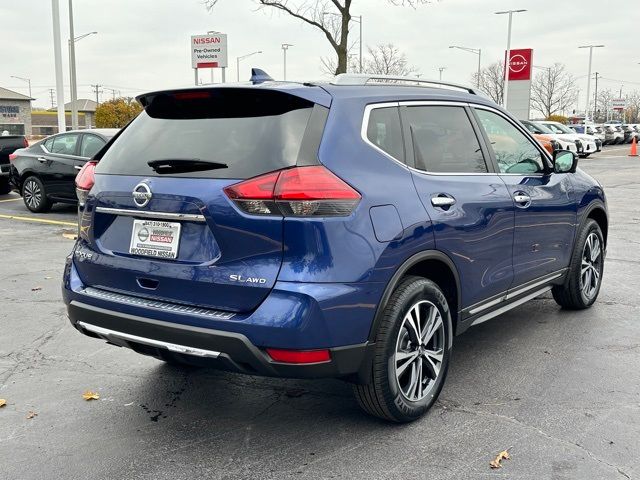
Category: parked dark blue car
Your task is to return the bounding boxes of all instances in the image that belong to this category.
[63,73,608,422]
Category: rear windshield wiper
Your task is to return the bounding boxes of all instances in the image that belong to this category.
[147,158,228,174]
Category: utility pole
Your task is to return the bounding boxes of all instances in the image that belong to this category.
[51,0,66,132]
[49,89,56,109]
[438,67,446,81]
[105,88,119,100]
[282,43,293,80]
[593,72,599,122]
[91,84,102,104]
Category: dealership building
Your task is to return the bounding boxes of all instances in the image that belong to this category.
[0,86,33,136]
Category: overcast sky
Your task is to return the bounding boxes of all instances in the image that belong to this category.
[1,0,638,109]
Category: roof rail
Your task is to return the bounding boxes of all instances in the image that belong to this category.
[331,73,476,95]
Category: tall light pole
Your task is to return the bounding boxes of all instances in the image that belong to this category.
[495,9,526,110]
[51,0,66,133]
[579,44,604,124]
[282,43,293,80]
[10,76,32,99]
[438,67,446,81]
[68,31,97,129]
[236,51,262,82]
[449,46,481,88]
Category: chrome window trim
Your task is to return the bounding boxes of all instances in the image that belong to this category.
[95,206,206,223]
[77,321,222,358]
[360,102,404,166]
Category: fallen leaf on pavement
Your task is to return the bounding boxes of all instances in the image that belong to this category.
[0,399,6,408]
[26,411,37,419]
[489,449,511,469]
[31,286,42,291]
[82,391,100,401]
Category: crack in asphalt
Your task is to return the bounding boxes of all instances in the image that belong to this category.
[436,399,632,479]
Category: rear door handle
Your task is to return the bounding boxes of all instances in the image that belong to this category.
[74,165,83,170]
[513,192,531,206]
[431,195,456,208]
[37,157,47,163]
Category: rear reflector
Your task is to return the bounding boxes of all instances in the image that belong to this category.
[224,166,360,217]
[75,161,98,207]
[266,348,331,364]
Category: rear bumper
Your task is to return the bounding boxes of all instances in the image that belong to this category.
[63,254,381,381]
[67,300,373,380]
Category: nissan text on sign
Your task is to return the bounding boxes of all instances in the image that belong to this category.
[191,33,228,69]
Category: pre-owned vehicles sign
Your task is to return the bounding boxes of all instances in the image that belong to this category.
[191,33,228,69]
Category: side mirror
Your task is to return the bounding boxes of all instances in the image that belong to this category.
[553,150,578,173]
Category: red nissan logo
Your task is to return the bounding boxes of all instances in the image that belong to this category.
[509,54,528,73]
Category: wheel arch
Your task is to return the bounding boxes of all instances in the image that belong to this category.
[585,204,608,248]
[367,250,461,342]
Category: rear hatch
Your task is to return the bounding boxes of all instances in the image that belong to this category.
[76,86,330,313]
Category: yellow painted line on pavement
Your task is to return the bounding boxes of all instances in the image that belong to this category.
[0,197,21,202]
[0,213,77,227]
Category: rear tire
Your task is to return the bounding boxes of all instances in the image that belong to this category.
[22,176,51,213]
[0,177,10,195]
[552,219,604,309]
[353,276,453,422]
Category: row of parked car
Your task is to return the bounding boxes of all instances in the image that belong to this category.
[522,120,602,158]
[574,122,640,145]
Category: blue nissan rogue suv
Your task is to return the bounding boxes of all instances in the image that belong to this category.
[64,73,608,422]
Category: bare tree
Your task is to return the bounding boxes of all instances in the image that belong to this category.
[530,63,577,118]
[471,61,504,105]
[321,43,417,76]
[624,91,640,123]
[204,0,434,75]
[594,89,613,122]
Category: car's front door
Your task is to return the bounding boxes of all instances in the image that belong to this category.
[472,106,576,288]
[40,132,81,199]
[400,103,516,311]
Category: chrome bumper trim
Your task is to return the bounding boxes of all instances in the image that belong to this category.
[95,206,206,223]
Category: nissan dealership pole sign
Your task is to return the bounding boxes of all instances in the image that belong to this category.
[191,33,228,85]
[505,48,533,120]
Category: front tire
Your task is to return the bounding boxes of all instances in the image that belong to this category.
[22,176,51,213]
[353,276,453,422]
[552,219,604,309]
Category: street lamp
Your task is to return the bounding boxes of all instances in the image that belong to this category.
[495,9,527,109]
[68,30,97,129]
[282,43,293,80]
[438,67,446,81]
[449,46,481,88]
[579,44,605,124]
[10,76,32,100]
[236,51,262,82]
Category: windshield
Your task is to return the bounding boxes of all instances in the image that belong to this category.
[545,123,574,134]
[529,122,555,134]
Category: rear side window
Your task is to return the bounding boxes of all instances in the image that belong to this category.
[80,134,106,158]
[403,106,488,173]
[96,89,320,179]
[366,107,404,162]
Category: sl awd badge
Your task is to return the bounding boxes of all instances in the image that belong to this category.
[229,274,267,284]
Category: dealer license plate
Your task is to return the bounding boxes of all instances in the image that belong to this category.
[129,219,181,259]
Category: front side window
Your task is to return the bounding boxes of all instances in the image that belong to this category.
[475,109,546,174]
[403,106,488,173]
[366,107,404,162]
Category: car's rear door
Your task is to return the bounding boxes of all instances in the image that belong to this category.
[41,132,82,199]
[400,102,516,311]
[76,87,329,313]
[472,106,576,287]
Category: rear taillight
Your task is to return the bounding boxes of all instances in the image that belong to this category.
[224,166,361,217]
[265,348,331,364]
[8,153,17,162]
[75,161,97,207]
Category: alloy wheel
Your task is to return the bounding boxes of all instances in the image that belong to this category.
[580,232,602,300]
[394,300,445,402]
[23,179,42,210]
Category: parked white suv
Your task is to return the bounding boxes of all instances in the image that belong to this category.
[539,121,598,158]
[521,120,577,153]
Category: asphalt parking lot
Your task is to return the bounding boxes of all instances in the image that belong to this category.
[0,145,638,480]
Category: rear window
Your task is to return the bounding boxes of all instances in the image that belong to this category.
[96,89,318,179]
